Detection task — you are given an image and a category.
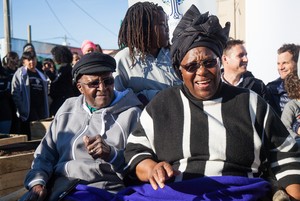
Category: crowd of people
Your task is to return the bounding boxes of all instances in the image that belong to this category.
[1,2,300,201]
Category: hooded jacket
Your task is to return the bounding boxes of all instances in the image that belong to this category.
[24,89,141,192]
[11,66,49,121]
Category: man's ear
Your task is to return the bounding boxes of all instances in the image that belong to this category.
[77,83,84,94]
[222,55,227,63]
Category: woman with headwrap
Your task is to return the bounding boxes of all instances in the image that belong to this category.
[124,5,300,200]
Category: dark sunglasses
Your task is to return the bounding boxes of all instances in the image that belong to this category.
[180,58,219,73]
[80,77,114,88]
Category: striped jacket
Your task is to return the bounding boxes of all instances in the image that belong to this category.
[124,83,300,189]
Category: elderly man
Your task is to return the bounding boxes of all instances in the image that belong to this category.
[124,5,300,201]
[21,52,142,201]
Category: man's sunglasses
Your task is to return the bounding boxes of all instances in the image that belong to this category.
[79,77,114,88]
[180,58,219,73]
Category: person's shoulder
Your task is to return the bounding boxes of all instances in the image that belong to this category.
[60,96,81,110]
[266,77,282,87]
[243,71,264,83]
[114,47,130,60]
[285,99,300,107]
[119,88,143,109]
[149,86,181,104]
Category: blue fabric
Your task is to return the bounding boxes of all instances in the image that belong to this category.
[65,176,271,201]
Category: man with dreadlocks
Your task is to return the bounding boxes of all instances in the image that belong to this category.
[114,1,182,107]
[123,4,300,201]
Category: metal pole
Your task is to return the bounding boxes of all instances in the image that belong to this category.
[3,0,11,54]
[27,25,32,43]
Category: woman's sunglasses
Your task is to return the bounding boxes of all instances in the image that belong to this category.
[180,58,219,73]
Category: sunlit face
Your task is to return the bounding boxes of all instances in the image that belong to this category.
[277,51,297,79]
[72,54,80,66]
[83,48,95,55]
[77,72,115,109]
[152,10,169,49]
[222,44,248,75]
[180,47,221,100]
[23,57,37,71]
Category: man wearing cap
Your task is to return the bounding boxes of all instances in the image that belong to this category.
[124,5,300,200]
[21,52,142,201]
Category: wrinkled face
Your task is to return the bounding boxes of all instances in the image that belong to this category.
[277,51,297,79]
[222,44,248,75]
[23,57,37,71]
[77,72,115,109]
[180,47,221,100]
[152,10,169,48]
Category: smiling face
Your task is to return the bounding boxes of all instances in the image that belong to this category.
[180,47,221,100]
[222,44,248,76]
[277,51,297,79]
[76,72,115,109]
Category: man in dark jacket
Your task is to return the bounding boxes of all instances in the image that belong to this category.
[266,43,299,116]
[221,39,269,102]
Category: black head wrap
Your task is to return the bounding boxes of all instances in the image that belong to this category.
[170,5,230,79]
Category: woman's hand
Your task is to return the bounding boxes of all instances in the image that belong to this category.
[136,159,180,190]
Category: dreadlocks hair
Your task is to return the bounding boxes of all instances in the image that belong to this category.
[118,2,165,63]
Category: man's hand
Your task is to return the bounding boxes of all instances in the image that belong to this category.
[83,135,111,160]
[24,184,47,201]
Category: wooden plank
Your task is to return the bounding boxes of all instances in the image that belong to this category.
[0,169,29,191]
[0,134,27,146]
[0,152,34,174]
[0,187,27,200]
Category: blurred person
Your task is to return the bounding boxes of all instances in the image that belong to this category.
[0,51,19,133]
[81,40,96,55]
[95,44,103,53]
[11,51,49,139]
[50,45,78,116]
[221,39,269,101]
[72,51,81,67]
[281,72,300,137]
[124,5,300,200]
[267,43,300,116]
[42,58,57,82]
[23,42,43,72]
[114,2,182,107]
[20,52,142,201]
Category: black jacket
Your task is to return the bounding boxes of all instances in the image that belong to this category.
[266,78,290,117]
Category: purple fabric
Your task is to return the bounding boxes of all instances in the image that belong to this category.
[65,176,271,201]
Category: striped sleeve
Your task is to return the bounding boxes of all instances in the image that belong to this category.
[124,109,156,172]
